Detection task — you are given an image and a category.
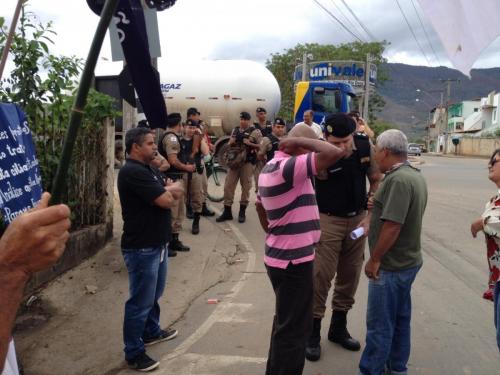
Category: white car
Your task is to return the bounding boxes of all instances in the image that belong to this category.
[408,143,421,156]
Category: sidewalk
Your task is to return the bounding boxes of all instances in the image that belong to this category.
[13,193,244,375]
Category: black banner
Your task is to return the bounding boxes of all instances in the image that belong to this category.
[114,0,168,129]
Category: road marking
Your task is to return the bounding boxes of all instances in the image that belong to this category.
[170,353,267,375]
[160,213,257,369]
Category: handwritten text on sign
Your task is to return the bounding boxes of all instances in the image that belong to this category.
[0,103,43,223]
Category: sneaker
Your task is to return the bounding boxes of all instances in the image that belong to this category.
[143,328,178,346]
[483,287,494,301]
[127,352,159,372]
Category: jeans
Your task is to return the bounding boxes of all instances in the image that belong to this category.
[122,244,168,360]
[265,261,313,375]
[494,281,500,351]
[359,265,421,375]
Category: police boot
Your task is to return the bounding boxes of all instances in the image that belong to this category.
[201,203,215,217]
[216,206,233,222]
[238,204,247,223]
[192,213,201,235]
[328,310,361,351]
[170,233,190,252]
[305,318,322,361]
[186,204,194,219]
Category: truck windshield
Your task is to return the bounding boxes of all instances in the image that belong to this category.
[312,88,342,114]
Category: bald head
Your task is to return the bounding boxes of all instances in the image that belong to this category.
[289,123,318,139]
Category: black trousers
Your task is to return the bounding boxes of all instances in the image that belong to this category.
[265,261,313,375]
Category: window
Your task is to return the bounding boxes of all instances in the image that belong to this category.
[474,108,479,112]
[494,109,498,123]
[312,88,342,114]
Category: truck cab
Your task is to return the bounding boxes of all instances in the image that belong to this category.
[293,81,356,125]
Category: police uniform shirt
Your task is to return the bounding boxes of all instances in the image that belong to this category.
[117,159,172,249]
[259,134,281,160]
[163,132,181,156]
[254,121,272,137]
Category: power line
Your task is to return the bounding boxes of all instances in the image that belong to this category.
[328,0,368,43]
[409,0,442,65]
[339,0,377,42]
[394,0,431,65]
[312,0,365,42]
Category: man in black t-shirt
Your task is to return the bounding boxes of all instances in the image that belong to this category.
[118,127,183,372]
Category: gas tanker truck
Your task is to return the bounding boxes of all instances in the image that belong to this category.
[141,60,281,158]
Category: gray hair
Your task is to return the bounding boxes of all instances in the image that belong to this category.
[376,129,408,155]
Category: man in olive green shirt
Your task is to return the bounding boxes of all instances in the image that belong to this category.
[359,129,427,375]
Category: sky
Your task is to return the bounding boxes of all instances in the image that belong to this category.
[1,0,500,77]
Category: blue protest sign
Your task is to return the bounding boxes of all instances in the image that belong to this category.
[0,103,43,224]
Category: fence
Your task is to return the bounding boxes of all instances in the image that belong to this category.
[26,115,115,293]
[446,137,500,157]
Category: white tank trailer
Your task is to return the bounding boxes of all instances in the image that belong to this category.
[159,60,281,139]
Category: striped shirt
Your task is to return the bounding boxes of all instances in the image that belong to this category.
[257,151,320,269]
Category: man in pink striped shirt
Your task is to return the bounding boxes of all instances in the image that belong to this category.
[256,124,344,375]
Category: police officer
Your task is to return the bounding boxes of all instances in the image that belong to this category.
[158,113,193,255]
[257,117,286,163]
[185,108,201,219]
[217,111,262,223]
[253,107,272,192]
[181,119,209,234]
[305,113,382,361]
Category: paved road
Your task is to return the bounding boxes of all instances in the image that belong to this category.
[122,155,500,375]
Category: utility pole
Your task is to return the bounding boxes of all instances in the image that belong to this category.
[0,0,23,81]
[301,52,313,81]
[362,53,371,120]
[440,78,460,154]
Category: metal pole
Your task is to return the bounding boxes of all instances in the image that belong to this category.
[0,0,23,81]
[441,78,459,154]
[50,0,120,204]
[362,53,370,120]
[301,52,308,81]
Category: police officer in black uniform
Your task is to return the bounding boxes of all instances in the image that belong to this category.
[305,113,382,362]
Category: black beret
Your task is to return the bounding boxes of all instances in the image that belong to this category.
[273,118,286,126]
[166,112,182,127]
[240,111,251,120]
[324,113,356,138]
[256,107,267,113]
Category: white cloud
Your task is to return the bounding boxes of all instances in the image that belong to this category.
[0,0,499,78]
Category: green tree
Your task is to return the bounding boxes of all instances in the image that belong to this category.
[371,120,399,139]
[0,1,119,193]
[266,41,389,123]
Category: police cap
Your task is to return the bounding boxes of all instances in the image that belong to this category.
[324,113,356,138]
[240,111,251,120]
[273,118,286,126]
[187,107,200,116]
[256,107,267,113]
[166,112,182,127]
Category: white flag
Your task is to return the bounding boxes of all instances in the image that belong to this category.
[416,0,500,76]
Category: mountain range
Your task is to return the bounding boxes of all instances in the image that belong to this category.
[376,63,500,138]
